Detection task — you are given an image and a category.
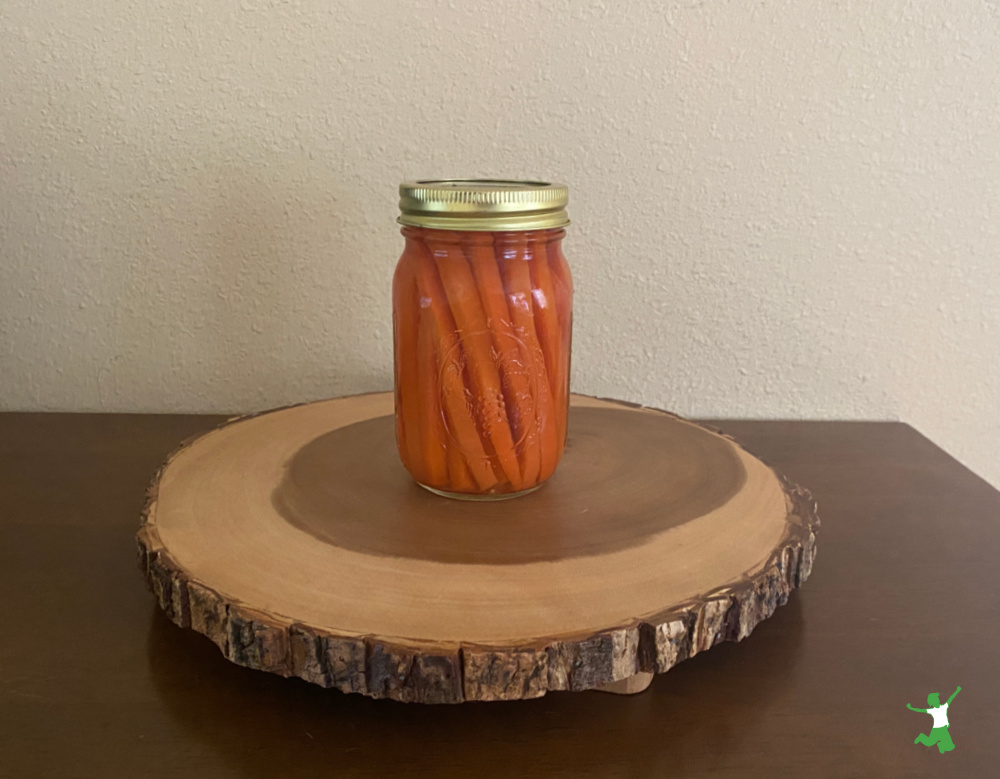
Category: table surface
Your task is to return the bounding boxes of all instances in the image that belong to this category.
[2,410,997,777]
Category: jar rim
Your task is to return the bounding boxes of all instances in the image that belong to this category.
[398,179,569,231]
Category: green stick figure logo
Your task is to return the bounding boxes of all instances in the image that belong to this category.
[907,686,961,754]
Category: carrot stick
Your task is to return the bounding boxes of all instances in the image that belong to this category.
[527,233,562,394]
[416,296,448,487]
[429,235,524,491]
[392,252,426,481]
[440,349,500,490]
[496,234,561,481]
[412,238,499,492]
[546,236,573,452]
[463,235,540,487]
[447,442,476,493]
[528,231,569,450]
[546,234,574,338]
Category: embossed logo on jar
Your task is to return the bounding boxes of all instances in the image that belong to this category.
[439,328,542,456]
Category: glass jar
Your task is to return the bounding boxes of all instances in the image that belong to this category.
[393,180,573,499]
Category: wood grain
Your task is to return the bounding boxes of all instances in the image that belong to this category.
[136,393,819,703]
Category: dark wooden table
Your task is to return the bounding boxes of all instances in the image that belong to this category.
[2,412,997,777]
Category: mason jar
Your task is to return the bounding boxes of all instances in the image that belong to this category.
[392,180,573,499]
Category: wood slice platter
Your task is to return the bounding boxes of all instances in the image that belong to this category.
[137,393,819,703]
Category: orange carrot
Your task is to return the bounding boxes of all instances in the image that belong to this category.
[416,296,448,487]
[446,442,477,493]
[496,233,561,481]
[392,254,426,481]
[527,234,562,393]
[412,239,500,492]
[545,235,573,452]
[429,235,524,491]
[463,234,540,487]
[528,231,568,450]
[546,234,574,338]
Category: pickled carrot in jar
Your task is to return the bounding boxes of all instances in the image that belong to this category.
[393,181,573,499]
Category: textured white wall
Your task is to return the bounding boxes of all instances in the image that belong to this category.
[2,1,999,487]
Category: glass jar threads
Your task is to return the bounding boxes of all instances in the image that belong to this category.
[393,180,573,499]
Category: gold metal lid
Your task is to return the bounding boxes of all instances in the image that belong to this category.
[398,179,569,232]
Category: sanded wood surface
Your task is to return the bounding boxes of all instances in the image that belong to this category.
[136,393,819,702]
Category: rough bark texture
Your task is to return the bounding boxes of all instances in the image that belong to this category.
[137,399,820,704]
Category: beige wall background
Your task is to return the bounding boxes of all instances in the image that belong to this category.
[2,1,998,488]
